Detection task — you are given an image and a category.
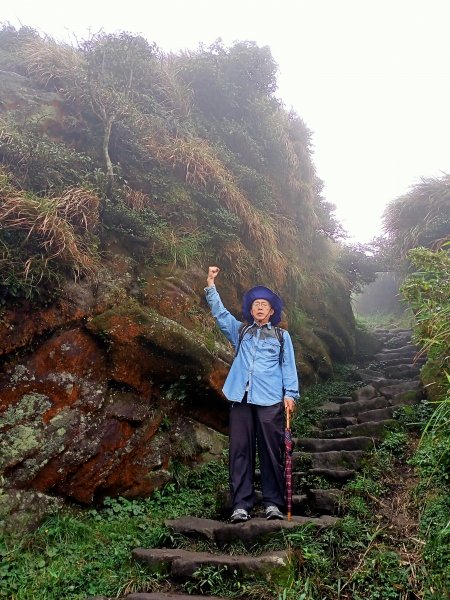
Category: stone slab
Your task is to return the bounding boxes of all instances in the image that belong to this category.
[340,396,388,416]
[295,436,373,452]
[294,450,364,470]
[165,516,338,546]
[132,547,292,580]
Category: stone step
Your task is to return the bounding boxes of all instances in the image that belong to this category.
[355,369,386,382]
[351,385,378,401]
[357,376,378,386]
[373,357,426,367]
[132,547,292,582]
[376,364,422,375]
[371,378,415,389]
[378,344,419,354]
[390,389,423,406]
[292,494,308,512]
[339,396,389,416]
[384,336,413,348]
[254,490,308,513]
[307,468,356,483]
[378,381,421,400]
[374,350,418,361]
[295,436,373,452]
[125,594,223,600]
[294,450,364,471]
[307,489,342,515]
[356,406,395,423]
[322,419,399,439]
[383,365,421,378]
[320,416,357,429]
[320,402,341,415]
[327,395,353,404]
[164,516,338,547]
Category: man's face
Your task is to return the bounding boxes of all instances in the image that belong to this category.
[251,299,274,325]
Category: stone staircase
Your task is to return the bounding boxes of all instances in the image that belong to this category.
[113,328,425,600]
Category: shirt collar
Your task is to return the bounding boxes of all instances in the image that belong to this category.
[251,321,272,329]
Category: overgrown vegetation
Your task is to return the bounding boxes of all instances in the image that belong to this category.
[0,168,100,301]
[0,23,369,354]
[383,175,450,259]
[399,245,450,597]
[1,21,449,600]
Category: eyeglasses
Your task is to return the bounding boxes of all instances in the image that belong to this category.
[252,301,271,309]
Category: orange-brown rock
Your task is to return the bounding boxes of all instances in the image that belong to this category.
[0,287,230,506]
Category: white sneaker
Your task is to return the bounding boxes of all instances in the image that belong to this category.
[230,508,251,523]
[265,505,284,520]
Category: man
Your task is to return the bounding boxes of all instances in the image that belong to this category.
[205,266,299,523]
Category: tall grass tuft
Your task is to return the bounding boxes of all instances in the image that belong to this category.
[0,186,100,281]
[20,35,87,98]
[144,131,287,283]
[123,186,152,212]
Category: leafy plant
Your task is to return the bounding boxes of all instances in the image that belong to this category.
[184,564,242,596]
[0,120,94,193]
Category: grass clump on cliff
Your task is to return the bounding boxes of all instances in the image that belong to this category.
[0,172,100,302]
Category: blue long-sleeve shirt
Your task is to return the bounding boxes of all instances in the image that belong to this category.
[205,285,300,406]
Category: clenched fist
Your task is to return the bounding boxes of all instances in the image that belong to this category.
[207,266,220,286]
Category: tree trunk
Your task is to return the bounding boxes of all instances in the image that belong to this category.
[103,116,114,199]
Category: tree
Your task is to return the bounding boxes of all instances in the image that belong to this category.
[79,32,158,198]
[21,30,159,199]
[176,40,278,120]
[337,243,379,293]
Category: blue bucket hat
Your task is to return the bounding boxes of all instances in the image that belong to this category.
[242,285,283,326]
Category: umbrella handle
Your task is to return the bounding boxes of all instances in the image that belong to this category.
[286,408,290,431]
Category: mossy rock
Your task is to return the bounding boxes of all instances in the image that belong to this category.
[355,327,384,358]
[87,302,215,373]
[421,359,448,401]
[0,488,63,538]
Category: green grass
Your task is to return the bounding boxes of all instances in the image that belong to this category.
[0,459,228,600]
[355,310,414,331]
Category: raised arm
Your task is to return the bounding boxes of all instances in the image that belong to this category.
[204,266,242,346]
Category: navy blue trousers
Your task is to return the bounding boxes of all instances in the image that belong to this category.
[229,395,285,512]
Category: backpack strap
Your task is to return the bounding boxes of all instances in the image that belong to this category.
[275,326,285,365]
[235,323,253,358]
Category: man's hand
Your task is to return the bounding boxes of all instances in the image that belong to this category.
[284,398,295,416]
[207,266,220,287]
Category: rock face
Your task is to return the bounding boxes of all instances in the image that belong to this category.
[0,253,354,529]
[0,272,230,511]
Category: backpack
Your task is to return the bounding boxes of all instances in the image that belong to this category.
[235,323,285,365]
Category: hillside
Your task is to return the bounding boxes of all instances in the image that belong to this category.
[0,27,358,515]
